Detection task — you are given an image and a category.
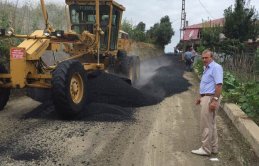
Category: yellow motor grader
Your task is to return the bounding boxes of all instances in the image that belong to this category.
[0,0,140,117]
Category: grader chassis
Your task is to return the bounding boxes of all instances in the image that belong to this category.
[0,0,140,117]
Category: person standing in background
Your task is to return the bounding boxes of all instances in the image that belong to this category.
[184,47,195,71]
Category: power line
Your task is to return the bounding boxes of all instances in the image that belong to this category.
[198,0,215,19]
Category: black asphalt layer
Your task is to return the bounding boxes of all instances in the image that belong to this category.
[86,72,162,107]
[78,55,191,121]
[86,55,191,107]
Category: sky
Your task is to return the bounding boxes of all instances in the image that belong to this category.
[12,0,259,52]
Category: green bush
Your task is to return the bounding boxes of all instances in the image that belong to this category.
[222,71,241,103]
[197,45,206,54]
[238,82,259,117]
[223,71,259,117]
[223,71,240,92]
[193,58,204,76]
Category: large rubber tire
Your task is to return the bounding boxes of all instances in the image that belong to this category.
[52,60,87,117]
[0,64,10,111]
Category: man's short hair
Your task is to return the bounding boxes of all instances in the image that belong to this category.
[202,49,213,57]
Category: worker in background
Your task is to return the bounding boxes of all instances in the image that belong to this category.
[184,47,195,71]
[174,47,179,56]
[192,49,223,156]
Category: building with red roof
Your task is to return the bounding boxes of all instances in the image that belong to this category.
[181,18,224,45]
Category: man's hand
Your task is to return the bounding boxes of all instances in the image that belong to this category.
[209,100,218,111]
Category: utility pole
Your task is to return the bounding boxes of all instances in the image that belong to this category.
[180,0,186,41]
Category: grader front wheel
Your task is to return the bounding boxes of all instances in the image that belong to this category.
[70,73,84,104]
[52,60,87,117]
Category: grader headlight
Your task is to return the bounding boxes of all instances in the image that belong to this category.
[43,29,50,37]
[55,30,64,38]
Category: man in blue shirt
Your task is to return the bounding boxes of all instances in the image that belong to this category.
[184,47,195,71]
[191,49,223,156]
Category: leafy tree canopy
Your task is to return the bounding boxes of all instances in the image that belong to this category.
[121,16,174,47]
[136,22,145,32]
[147,16,174,48]
[223,0,259,42]
[201,25,222,49]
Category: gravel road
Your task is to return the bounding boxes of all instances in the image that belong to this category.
[0,55,258,166]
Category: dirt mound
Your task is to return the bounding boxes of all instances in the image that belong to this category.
[128,41,164,61]
[86,72,162,107]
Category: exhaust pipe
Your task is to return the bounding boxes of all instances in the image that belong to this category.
[40,0,54,32]
[65,5,72,32]
[95,0,101,66]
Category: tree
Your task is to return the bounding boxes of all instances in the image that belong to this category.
[223,0,259,42]
[201,25,222,50]
[135,22,145,32]
[131,22,146,42]
[46,3,66,30]
[146,23,159,43]
[147,16,174,48]
[121,19,133,34]
[0,2,12,65]
[0,1,10,29]
[121,19,147,42]
[156,16,174,48]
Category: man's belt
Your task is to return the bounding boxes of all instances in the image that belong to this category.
[200,93,214,97]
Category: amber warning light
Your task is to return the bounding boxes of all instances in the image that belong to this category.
[10,48,25,59]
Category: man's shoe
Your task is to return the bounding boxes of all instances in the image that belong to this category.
[191,147,209,156]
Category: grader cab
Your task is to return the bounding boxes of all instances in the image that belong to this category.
[0,0,140,117]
